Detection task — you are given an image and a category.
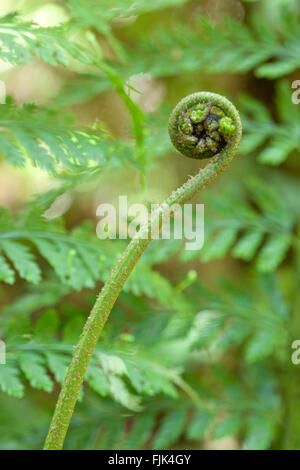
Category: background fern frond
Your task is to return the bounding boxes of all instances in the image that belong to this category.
[241,81,300,165]
[0,97,140,173]
[0,13,92,66]
[182,172,299,272]
[1,0,299,451]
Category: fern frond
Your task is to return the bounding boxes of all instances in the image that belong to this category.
[0,207,187,320]
[105,9,300,81]
[190,274,290,363]
[0,272,284,449]
[2,340,181,409]
[0,208,105,289]
[0,13,92,66]
[241,81,300,165]
[182,172,299,272]
[0,98,138,173]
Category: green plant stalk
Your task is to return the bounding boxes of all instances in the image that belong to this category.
[44,92,242,450]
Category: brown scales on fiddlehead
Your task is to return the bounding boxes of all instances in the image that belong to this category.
[168,92,237,159]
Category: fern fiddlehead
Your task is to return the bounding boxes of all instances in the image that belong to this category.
[44,92,242,450]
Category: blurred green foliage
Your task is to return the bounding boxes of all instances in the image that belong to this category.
[0,0,300,450]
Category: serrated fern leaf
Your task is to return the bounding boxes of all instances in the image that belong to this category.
[0,213,105,289]
[183,174,297,272]
[0,13,92,66]
[241,81,300,165]
[153,410,186,449]
[0,99,112,173]
[18,352,53,392]
[0,363,24,397]
[1,240,41,284]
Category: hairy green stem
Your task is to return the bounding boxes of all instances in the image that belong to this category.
[44,92,242,450]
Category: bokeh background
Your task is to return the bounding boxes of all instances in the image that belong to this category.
[1,0,300,450]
